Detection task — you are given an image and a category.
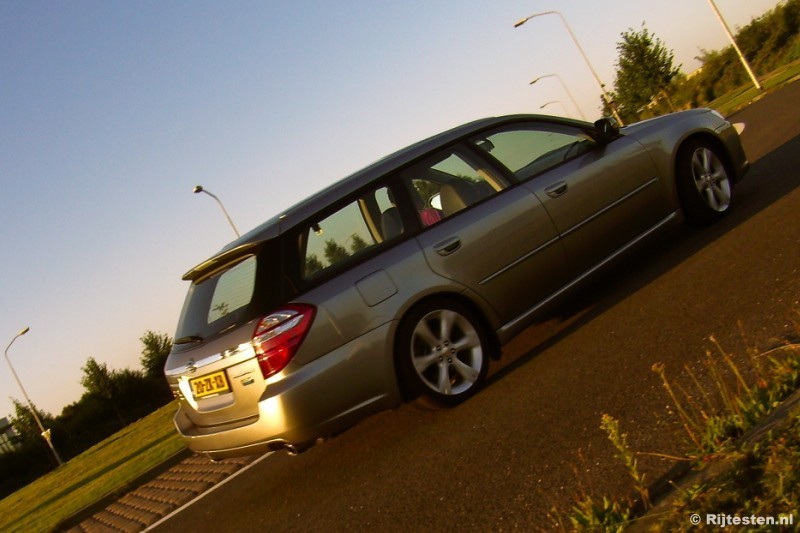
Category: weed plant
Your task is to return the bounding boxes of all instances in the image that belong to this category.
[561,313,800,531]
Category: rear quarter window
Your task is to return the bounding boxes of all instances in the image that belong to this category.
[300,185,400,280]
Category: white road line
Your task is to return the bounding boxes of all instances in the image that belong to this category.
[143,452,274,532]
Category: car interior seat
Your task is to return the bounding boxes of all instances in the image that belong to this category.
[381,207,403,241]
[440,180,478,217]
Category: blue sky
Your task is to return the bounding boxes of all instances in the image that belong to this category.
[1,0,779,418]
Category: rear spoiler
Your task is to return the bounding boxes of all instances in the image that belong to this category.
[182,242,262,282]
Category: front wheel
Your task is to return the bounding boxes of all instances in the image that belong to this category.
[676,140,734,226]
[396,299,490,406]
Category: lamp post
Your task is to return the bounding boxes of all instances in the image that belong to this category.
[193,185,240,238]
[515,10,624,125]
[4,327,63,466]
[706,0,762,91]
[540,100,570,116]
[530,74,587,120]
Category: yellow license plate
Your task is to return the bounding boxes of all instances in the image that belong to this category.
[190,371,230,399]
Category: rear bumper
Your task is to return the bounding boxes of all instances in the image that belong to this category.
[174,397,301,460]
[173,322,402,460]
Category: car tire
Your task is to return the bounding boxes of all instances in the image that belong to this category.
[396,298,490,406]
[676,139,734,226]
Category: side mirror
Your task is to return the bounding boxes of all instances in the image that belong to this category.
[593,117,620,144]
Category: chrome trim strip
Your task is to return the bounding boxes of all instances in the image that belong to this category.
[560,177,660,238]
[479,235,561,286]
[165,341,258,377]
[498,210,679,338]
[175,353,223,375]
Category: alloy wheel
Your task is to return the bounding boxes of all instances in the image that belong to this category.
[691,146,731,212]
[410,308,483,397]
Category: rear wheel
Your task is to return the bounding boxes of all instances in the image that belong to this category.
[677,140,733,226]
[396,299,489,406]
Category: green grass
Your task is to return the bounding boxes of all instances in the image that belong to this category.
[710,60,800,117]
[0,401,185,533]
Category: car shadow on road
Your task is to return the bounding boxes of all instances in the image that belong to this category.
[485,131,800,388]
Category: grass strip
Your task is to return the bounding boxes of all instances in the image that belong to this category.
[0,401,184,533]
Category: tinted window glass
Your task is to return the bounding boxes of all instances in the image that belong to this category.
[207,257,256,323]
[401,149,508,221]
[175,255,258,340]
[302,186,399,280]
[472,124,595,180]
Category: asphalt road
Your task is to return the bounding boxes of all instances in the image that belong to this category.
[155,81,800,532]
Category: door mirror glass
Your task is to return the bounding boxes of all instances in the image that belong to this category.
[593,117,620,144]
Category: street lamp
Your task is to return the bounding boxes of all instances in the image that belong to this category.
[193,185,240,238]
[515,10,624,125]
[4,327,64,466]
[539,100,570,116]
[530,74,587,120]
[706,0,762,91]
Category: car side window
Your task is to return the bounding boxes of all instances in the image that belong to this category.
[471,123,596,181]
[301,186,400,280]
[400,148,509,221]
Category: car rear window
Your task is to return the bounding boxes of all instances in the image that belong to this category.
[206,256,256,323]
[174,241,283,342]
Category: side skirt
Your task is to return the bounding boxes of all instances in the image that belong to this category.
[497,209,682,343]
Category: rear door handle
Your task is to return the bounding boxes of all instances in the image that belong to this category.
[434,237,461,256]
[545,181,568,198]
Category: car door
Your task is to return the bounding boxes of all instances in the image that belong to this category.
[402,145,571,324]
[471,121,668,276]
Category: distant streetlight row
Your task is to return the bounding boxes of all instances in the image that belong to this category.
[514,5,761,123]
[530,74,586,121]
[539,100,569,116]
[514,10,624,125]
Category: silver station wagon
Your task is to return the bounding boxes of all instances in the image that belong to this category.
[165,110,748,459]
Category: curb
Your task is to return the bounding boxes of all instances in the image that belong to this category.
[60,451,259,532]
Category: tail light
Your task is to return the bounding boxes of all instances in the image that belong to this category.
[253,304,316,378]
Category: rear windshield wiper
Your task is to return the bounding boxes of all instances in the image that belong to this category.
[174,335,204,345]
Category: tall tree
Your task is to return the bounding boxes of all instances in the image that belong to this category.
[324,239,350,265]
[80,357,126,424]
[80,357,115,398]
[612,24,681,121]
[139,331,173,378]
[349,234,370,253]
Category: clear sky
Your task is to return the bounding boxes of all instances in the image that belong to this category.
[1,0,780,419]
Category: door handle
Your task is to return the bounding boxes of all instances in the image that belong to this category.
[434,237,461,256]
[545,181,568,198]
